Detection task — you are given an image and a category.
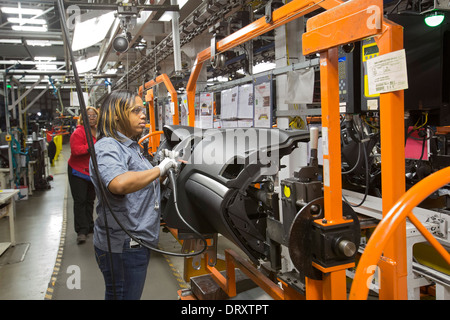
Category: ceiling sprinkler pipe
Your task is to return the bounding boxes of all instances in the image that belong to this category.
[171,0,182,74]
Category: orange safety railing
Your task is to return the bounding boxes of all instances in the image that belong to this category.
[138,130,164,156]
[349,166,450,300]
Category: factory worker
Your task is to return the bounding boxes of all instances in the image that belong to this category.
[90,89,177,300]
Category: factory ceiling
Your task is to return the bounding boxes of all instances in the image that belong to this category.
[0,0,205,104]
[0,0,435,106]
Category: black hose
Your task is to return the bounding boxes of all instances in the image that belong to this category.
[342,141,370,208]
[55,0,117,299]
[342,142,362,175]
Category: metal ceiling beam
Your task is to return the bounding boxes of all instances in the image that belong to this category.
[62,2,179,12]
[0,0,55,3]
[3,70,67,76]
[9,76,43,110]
[0,60,66,65]
[0,30,62,40]
[21,38,34,60]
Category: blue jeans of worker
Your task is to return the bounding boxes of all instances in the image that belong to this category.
[94,240,151,300]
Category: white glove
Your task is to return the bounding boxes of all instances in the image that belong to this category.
[157,158,177,177]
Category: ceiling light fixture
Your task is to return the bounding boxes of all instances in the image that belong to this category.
[12,25,48,32]
[7,17,46,25]
[34,56,57,61]
[424,11,445,27]
[112,32,130,53]
[0,39,21,44]
[27,40,64,47]
[75,56,100,74]
[36,64,58,71]
[1,7,43,15]
[71,11,116,51]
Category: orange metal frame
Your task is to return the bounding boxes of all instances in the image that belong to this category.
[205,249,291,300]
[303,0,409,299]
[184,0,408,300]
[138,74,180,154]
[136,88,163,155]
[138,73,179,125]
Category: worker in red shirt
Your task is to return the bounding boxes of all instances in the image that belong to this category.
[68,107,98,244]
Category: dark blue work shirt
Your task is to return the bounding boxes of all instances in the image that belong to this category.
[89,132,160,253]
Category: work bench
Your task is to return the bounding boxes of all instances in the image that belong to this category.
[0,189,20,256]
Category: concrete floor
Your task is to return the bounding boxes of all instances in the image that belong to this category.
[0,142,271,300]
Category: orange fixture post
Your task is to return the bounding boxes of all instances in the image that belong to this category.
[138,73,180,125]
[185,0,346,126]
[145,89,156,133]
[302,0,387,299]
[140,89,163,155]
[374,19,408,300]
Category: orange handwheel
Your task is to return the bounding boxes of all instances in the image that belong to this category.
[349,166,450,299]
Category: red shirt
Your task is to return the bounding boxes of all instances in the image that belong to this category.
[68,125,96,177]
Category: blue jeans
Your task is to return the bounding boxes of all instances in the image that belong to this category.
[94,239,151,300]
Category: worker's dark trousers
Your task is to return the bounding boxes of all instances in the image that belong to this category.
[67,164,96,236]
[94,241,151,300]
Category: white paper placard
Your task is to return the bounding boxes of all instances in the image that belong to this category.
[180,94,189,126]
[367,49,408,96]
[221,87,238,120]
[70,91,89,107]
[254,82,271,128]
[199,92,214,128]
[238,84,254,119]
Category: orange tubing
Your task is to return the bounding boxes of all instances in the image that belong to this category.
[138,130,164,155]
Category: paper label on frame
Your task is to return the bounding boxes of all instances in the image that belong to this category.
[367,49,408,95]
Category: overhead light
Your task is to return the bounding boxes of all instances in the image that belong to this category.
[105,68,118,75]
[34,56,57,61]
[71,11,116,51]
[424,11,445,27]
[75,55,100,74]
[36,64,57,71]
[27,40,64,47]
[7,17,46,25]
[207,76,228,83]
[1,7,43,15]
[12,25,48,32]
[158,12,172,22]
[112,33,130,53]
[253,62,276,74]
[0,39,21,44]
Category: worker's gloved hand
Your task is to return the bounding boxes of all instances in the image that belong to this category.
[157,158,177,177]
